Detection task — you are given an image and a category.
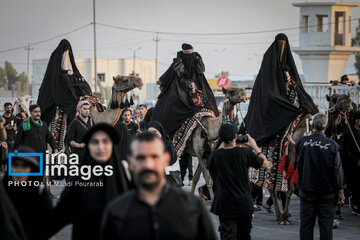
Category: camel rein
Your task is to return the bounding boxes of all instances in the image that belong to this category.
[340,111,360,154]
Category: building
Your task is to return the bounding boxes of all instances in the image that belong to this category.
[292,1,360,83]
[32,57,157,104]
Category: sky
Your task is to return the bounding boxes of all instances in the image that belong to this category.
[1,0,360,81]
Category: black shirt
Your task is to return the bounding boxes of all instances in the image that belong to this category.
[14,120,58,153]
[208,147,263,218]
[3,114,16,141]
[67,116,94,157]
[124,121,139,136]
[100,185,216,240]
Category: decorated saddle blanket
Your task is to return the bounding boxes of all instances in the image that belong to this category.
[173,108,216,158]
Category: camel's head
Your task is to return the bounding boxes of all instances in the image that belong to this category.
[327,94,353,113]
[222,87,248,104]
[112,75,144,93]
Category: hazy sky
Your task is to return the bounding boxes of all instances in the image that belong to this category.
[1,0,360,81]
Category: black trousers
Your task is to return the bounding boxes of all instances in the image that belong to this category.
[219,215,252,240]
[251,184,263,205]
[179,152,193,181]
[299,190,336,240]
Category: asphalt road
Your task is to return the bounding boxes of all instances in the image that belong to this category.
[49,160,360,240]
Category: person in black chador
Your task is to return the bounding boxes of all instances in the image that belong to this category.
[37,39,92,124]
[243,33,318,145]
[151,43,219,135]
[3,145,52,240]
[44,123,131,240]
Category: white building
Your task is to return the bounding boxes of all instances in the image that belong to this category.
[32,58,157,104]
[292,2,360,83]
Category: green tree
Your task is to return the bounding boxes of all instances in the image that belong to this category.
[0,67,5,88]
[18,71,28,95]
[352,20,360,79]
[4,61,18,90]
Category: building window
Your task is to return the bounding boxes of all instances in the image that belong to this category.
[317,15,328,32]
[335,12,345,45]
[302,15,309,32]
[98,73,105,82]
[349,15,352,33]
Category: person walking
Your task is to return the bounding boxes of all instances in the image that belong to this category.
[100,132,216,240]
[296,113,346,240]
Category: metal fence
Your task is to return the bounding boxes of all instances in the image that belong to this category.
[303,84,360,114]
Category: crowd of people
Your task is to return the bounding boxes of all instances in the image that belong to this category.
[0,39,359,240]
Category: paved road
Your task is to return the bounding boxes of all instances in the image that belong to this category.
[50,162,360,240]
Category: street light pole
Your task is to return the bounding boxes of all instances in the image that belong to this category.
[215,48,226,77]
[25,43,33,95]
[93,0,98,93]
[129,47,142,74]
[153,33,160,81]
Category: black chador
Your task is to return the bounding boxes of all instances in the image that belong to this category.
[244,33,318,145]
[151,44,219,135]
[37,39,92,123]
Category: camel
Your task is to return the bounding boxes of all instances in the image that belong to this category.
[272,94,354,224]
[88,75,143,126]
[186,87,248,200]
[222,86,248,121]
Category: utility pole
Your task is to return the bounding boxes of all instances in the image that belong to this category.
[25,43,33,95]
[215,48,226,77]
[153,33,160,81]
[129,47,142,74]
[93,0,98,93]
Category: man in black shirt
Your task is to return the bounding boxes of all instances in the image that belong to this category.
[100,132,216,240]
[208,123,269,240]
[14,104,58,155]
[3,102,17,152]
[123,109,139,137]
[296,113,346,240]
[67,101,94,160]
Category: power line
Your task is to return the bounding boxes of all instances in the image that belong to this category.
[96,17,360,36]
[0,23,92,54]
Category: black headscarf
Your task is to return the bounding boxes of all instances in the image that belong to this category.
[244,33,318,145]
[43,124,132,240]
[37,39,92,123]
[81,123,131,202]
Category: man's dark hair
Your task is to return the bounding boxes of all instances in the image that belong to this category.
[139,104,147,109]
[29,104,40,112]
[4,102,12,108]
[219,123,237,143]
[130,131,164,154]
[123,108,132,115]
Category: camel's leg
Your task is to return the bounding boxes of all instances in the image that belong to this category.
[191,164,202,194]
[281,187,294,225]
[198,157,214,201]
[271,190,282,223]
